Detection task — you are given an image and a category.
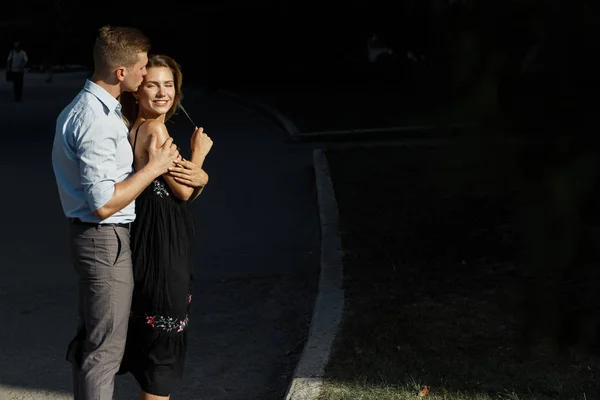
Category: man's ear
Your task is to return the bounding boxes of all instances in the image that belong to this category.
[115,66,126,82]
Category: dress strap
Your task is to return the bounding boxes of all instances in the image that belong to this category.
[133,120,148,153]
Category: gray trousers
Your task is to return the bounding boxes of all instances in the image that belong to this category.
[67,221,134,400]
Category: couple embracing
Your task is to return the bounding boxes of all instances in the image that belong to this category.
[52,25,212,400]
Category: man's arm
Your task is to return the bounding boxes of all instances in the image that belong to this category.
[77,119,179,221]
[94,134,180,220]
[93,161,165,220]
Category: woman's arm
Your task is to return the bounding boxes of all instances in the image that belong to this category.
[168,159,208,201]
[166,126,213,201]
[144,121,195,201]
[188,152,208,201]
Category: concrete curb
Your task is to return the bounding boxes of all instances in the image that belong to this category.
[289,123,478,142]
[284,149,345,400]
[216,90,300,136]
[213,89,480,142]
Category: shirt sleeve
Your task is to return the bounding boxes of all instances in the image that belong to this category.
[75,114,118,212]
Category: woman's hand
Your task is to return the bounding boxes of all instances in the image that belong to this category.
[167,159,209,188]
[191,127,213,159]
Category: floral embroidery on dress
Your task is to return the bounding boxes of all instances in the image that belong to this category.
[146,314,189,333]
[143,293,192,333]
[152,179,170,198]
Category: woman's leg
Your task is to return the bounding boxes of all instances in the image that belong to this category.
[139,391,169,400]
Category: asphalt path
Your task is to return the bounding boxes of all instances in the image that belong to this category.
[0,70,320,400]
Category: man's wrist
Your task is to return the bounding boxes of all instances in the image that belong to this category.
[139,162,163,180]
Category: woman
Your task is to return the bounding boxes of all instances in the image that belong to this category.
[117,54,213,399]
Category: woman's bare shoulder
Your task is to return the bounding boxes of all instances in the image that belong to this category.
[132,119,169,145]
[144,119,169,137]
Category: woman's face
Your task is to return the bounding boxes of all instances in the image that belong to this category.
[137,66,176,118]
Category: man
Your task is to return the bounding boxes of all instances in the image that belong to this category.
[51,26,180,400]
[6,40,28,101]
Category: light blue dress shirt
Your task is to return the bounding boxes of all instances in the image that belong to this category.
[52,80,135,224]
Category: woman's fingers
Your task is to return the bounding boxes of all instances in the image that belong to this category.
[168,166,190,175]
[173,176,193,184]
[173,159,193,169]
[169,170,192,179]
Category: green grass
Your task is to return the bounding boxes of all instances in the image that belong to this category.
[319,143,600,400]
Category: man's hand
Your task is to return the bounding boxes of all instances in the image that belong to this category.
[168,159,209,187]
[191,127,213,159]
[146,134,180,176]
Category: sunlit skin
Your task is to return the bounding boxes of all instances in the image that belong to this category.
[90,52,148,101]
[134,70,178,400]
[129,65,211,205]
[123,52,149,93]
[129,64,211,400]
[137,66,175,121]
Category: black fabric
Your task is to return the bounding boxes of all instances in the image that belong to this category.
[117,122,196,396]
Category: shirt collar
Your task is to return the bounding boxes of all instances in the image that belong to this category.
[83,79,122,116]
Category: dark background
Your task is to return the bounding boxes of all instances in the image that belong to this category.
[1,2,600,397]
[2,0,598,130]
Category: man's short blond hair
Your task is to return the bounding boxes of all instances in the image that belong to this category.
[93,26,151,73]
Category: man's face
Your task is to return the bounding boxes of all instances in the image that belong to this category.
[123,53,148,92]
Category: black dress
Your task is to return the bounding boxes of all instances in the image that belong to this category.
[118,122,196,396]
